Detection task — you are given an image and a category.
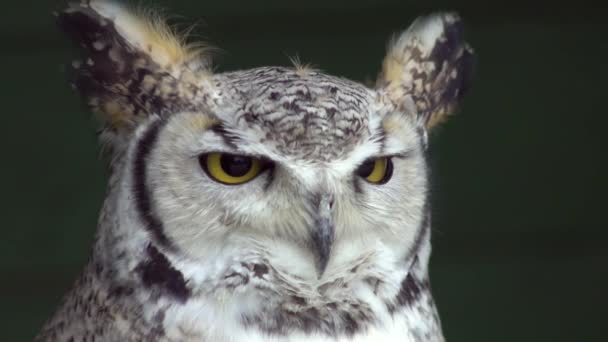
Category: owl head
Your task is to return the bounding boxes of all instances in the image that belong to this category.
[58,0,473,283]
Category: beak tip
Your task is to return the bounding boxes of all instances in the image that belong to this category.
[315,256,330,279]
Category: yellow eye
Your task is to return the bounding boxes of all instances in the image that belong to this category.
[200,153,265,185]
[356,157,393,184]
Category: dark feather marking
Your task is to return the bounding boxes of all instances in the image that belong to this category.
[133,119,174,249]
[403,205,431,265]
[290,295,307,306]
[107,285,134,299]
[352,177,363,195]
[341,311,359,336]
[424,15,475,125]
[210,123,241,149]
[429,17,475,107]
[386,272,426,315]
[263,164,276,192]
[135,244,191,303]
[375,126,388,154]
[148,310,167,338]
[242,305,373,337]
[252,263,269,278]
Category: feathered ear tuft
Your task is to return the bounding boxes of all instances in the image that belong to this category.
[376,13,475,129]
[87,0,210,69]
[57,0,214,131]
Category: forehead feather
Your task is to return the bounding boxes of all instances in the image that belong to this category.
[213,67,380,161]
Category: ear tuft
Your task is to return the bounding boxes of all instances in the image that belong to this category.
[57,0,214,132]
[87,0,210,69]
[377,13,474,129]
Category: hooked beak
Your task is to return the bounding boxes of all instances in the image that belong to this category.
[310,193,335,278]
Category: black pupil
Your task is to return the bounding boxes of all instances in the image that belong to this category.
[356,159,376,178]
[220,154,252,177]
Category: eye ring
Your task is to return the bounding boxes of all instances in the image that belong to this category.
[356,157,393,184]
[199,153,267,185]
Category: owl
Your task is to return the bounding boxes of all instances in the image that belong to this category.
[37,1,474,341]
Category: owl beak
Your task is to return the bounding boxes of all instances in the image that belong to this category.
[311,193,335,278]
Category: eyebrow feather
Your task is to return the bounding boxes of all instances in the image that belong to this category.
[209,123,241,149]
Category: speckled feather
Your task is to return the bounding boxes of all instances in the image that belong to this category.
[37,1,473,341]
[216,68,376,161]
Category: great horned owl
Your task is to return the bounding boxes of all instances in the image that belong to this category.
[38,1,474,341]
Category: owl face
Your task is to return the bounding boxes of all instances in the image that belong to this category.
[59,0,473,280]
[135,67,428,278]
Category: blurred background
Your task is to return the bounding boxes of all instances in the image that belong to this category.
[2,0,606,340]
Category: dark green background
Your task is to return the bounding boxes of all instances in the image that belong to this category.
[2,0,606,340]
